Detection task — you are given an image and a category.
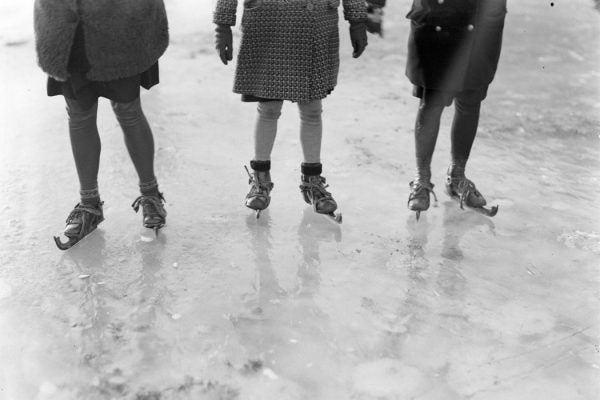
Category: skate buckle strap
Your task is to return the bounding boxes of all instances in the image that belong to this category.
[131,192,167,217]
[244,165,273,197]
[408,181,437,206]
[66,202,103,224]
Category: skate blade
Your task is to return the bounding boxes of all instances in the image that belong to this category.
[323,212,342,224]
[415,210,421,221]
[53,235,80,251]
[470,204,498,217]
[450,194,499,217]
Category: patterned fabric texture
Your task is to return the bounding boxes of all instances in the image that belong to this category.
[214,0,367,103]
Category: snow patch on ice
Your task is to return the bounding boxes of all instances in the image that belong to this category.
[557,230,600,254]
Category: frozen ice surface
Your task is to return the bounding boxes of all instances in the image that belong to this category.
[0,0,599,399]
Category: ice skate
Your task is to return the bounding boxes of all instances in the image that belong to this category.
[300,175,342,224]
[408,180,437,221]
[445,174,498,217]
[245,165,274,219]
[54,201,104,250]
[132,192,167,234]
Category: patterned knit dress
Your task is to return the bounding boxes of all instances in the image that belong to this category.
[214,0,367,103]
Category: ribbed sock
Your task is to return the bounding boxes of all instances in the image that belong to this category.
[139,178,160,197]
[80,187,100,206]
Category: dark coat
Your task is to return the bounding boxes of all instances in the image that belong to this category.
[213,0,368,103]
[406,0,506,92]
[34,0,169,82]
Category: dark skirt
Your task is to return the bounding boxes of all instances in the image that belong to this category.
[47,63,159,110]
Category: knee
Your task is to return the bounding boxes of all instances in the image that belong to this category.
[257,101,283,121]
[299,100,322,124]
[111,98,144,126]
[66,99,97,125]
[454,97,481,114]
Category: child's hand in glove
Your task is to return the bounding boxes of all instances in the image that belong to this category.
[215,24,233,65]
[349,21,368,58]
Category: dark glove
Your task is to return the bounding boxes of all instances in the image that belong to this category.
[215,24,233,65]
[366,1,385,37]
[349,21,368,59]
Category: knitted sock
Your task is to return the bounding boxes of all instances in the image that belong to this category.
[414,101,443,183]
[254,101,283,161]
[250,160,271,172]
[301,162,322,177]
[80,187,100,206]
[112,98,156,184]
[140,178,160,197]
[299,100,323,164]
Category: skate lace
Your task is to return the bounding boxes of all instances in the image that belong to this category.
[245,166,273,198]
[408,181,437,205]
[66,202,103,224]
[300,176,332,199]
[131,192,166,217]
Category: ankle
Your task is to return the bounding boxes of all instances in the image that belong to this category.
[301,162,322,181]
[449,160,467,178]
[80,187,101,206]
[139,178,160,197]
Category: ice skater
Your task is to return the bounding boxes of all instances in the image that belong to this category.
[405,0,506,219]
[34,0,169,248]
[213,0,369,222]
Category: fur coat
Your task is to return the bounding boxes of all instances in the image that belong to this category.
[406,0,506,92]
[34,0,169,82]
[213,0,368,103]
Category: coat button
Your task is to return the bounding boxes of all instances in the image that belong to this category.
[307,2,314,10]
[438,0,444,4]
[467,24,474,31]
[435,26,442,32]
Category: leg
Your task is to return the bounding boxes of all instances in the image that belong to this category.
[449,96,481,178]
[111,97,157,191]
[112,98,166,230]
[253,100,283,162]
[298,99,323,164]
[297,102,339,220]
[414,98,444,184]
[56,98,104,248]
[66,97,101,204]
[446,94,494,212]
[408,98,444,216]
[246,101,283,216]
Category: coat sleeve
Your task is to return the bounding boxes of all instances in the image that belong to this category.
[342,0,368,21]
[213,0,237,25]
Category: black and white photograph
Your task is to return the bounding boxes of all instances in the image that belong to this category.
[0,0,598,399]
